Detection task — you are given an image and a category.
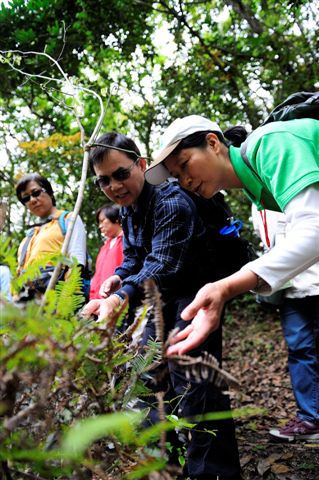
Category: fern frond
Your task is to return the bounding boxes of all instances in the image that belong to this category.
[55,266,84,316]
[130,339,162,376]
[143,279,165,352]
[12,260,45,291]
[168,352,240,390]
[12,253,60,291]
[0,235,17,272]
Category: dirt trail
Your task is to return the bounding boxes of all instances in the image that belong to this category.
[223,300,319,480]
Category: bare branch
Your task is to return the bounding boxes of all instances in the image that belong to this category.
[2,337,37,363]
[225,0,264,34]
[1,48,106,298]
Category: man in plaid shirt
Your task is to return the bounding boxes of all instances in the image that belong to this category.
[82,131,241,480]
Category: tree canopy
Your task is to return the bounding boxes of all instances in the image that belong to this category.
[1,0,318,256]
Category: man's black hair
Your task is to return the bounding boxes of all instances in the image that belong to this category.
[89,132,141,174]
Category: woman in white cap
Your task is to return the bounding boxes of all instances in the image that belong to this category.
[145,115,319,353]
[145,115,319,441]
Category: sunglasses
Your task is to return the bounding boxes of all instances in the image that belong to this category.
[21,188,46,205]
[95,158,139,189]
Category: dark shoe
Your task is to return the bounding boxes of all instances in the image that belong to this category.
[269,417,319,442]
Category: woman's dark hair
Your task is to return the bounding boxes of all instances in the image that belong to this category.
[95,204,121,225]
[223,126,248,147]
[16,173,56,206]
[173,126,248,155]
[89,132,141,174]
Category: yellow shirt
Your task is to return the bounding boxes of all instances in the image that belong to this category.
[18,210,70,270]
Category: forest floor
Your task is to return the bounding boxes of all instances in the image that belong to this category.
[223,297,319,480]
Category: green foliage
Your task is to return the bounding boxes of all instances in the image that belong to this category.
[127,458,167,479]
[1,5,316,473]
[0,246,171,478]
[0,235,17,273]
[12,251,64,291]
[0,244,266,478]
[1,1,318,269]
[61,411,144,457]
[298,463,317,471]
[54,265,86,315]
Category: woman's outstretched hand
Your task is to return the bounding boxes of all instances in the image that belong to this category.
[166,270,258,355]
[166,282,227,355]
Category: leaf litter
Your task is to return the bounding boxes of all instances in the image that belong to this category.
[223,302,319,480]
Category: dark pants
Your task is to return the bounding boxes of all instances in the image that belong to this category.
[141,296,241,480]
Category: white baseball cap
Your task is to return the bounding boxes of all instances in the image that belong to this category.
[145,115,223,185]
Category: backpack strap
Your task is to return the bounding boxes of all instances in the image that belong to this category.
[240,136,281,211]
[57,210,70,236]
[240,137,264,179]
[177,188,199,218]
[18,211,69,269]
[19,228,36,268]
[240,137,267,193]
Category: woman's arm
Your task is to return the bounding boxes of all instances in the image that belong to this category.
[242,185,319,293]
[167,184,319,355]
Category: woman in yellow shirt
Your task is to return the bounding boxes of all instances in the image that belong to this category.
[16,173,86,300]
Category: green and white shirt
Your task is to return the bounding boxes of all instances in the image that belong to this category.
[230,118,319,293]
[230,118,319,212]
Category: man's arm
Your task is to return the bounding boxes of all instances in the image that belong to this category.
[82,189,200,319]
[116,191,199,303]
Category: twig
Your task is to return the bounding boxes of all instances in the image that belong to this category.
[2,337,37,363]
[0,48,106,298]
[9,469,47,480]
[156,391,167,455]
[85,353,104,364]
[3,402,39,432]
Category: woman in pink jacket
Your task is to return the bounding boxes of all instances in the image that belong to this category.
[89,205,124,300]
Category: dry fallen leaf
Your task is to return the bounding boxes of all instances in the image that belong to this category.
[271,463,290,474]
[257,459,271,476]
[240,454,253,467]
[280,452,294,460]
[265,453,283,464]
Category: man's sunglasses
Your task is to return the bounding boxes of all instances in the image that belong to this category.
[95,158,140,189]
[21,188,46,205]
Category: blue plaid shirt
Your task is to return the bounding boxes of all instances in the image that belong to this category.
[115,181,205,305]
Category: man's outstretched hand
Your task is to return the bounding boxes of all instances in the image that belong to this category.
[81,295,121,322]
[99,274,122,298]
